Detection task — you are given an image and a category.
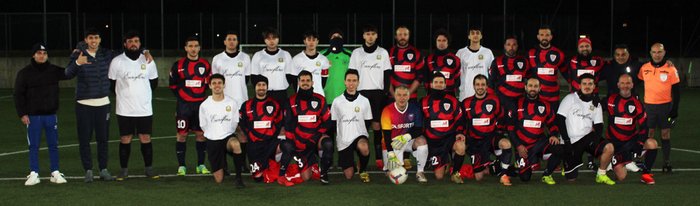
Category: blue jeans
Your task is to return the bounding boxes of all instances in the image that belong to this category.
[27,115,59,173]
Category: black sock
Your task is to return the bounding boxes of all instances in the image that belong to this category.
[196,141,207,165]
[320,138,334,176]
[373,130,383,160]
[278,141,295,176]
[240,142,248,167]
[452,154,465,174]
[543,154,561,176]
[233,153,244,178]
[661,139,671,164]
[176,142,186,166]
[498,148,513,175]
[643,149,658,173]
[119,143,131,169]
[141,142,153,167]
[358,150,369,173]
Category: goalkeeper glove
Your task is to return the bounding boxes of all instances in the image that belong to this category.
[391,133,412,150]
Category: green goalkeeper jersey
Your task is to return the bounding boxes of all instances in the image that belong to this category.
[321,48,352,105]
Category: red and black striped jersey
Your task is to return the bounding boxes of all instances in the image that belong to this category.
[389,45,424,99]
[508,96,559,146]
[421,93,464,140]
[284,93,331,151]
[239,97,284,142]
[604,94,647,142]
[461,93,506,140]
[169,57,212,102]
[567,55,606,93]
[490,55,531,99]
[527,46,566,103]
[424,51,461,94]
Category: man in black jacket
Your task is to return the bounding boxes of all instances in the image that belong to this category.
[14,43,69,186]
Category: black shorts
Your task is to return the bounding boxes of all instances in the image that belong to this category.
[516,138,561,173]
[427,136,457,170]
[295,142,320,172]
[338,136,368,169]
[611,137,644,167]
[247,139,280,174]
[206,136,233,173]
[563,133,610,179]
[646,103,672,129]
[359,90,388,122]
[467,135,504,172]
[117,115,153,136]
[176,100,203,134]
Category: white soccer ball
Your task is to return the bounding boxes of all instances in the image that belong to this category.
[388,167,408,185]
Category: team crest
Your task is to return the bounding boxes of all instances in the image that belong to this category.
[407,53,414,61]
[660,73,668,82]
[354,106,360,113]
[315,61,321,67]
[443,103,451,111]
[517,61,524,69]
[237,62,243,67]
[538,106,545,114]
[590,105,595,111]
[408,113,415,121]
[226,105,232,112]
[266,106,274,114]
[628,105,636,113]
[311,101,318,109]
[446,58,454,65]
[590,60,597,66]
[198,67,206,75]
[478,54,484,60]
[549,54,557,62]
[486,104,493,112]
[278,57,284,63]
[376,55,382,60]
[141,64,146,70]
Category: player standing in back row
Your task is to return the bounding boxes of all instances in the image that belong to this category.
[526,25,566,112]
[169,36,212,176]
[251,27,294,104]
[456,26,494,101]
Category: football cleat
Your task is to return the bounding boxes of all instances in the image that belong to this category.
[541,175,556,185]
[196,165,211,174]
[116,168,128,181]
[451,173,464,184]
[277,176,294,187]
[360,172,371,183]
[640,173,655,185]
[595,174,616,185]
[99,169,114,181]
[500,175,512,186]
[416,172,428,183]
[177,166,187,176]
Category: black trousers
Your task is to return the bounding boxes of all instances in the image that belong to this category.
[75,103,111,171]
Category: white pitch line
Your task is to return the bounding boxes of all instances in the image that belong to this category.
[671,148,700,154]
[0,136,176,157]
[2,169,700,181]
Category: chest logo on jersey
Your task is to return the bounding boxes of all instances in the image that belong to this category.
[614,117,633,125]
[485,104,493,113]
[478,54,484,60]
[238,62,244,67]
[549,54,557,62]
[590,105,595,111]
[446,58,454,66]
[311,101,318,109]
[590,60,597,66]
[226,105,232,112]
[278,57,284,63]
[538,106,545,114]
[266,106,274,114]
[315,61,321,67]
[198,67,206,75]
[628,105,636,113]
[141,64,146,70]
[517,61,524,69]
[443,103,451,111]
[408,113,415,121]
[440,71,451,79]
[472,118,490,126]
[394,65,411,72]
[354,106,360,113]
[407,53,414,61]
[376,55,382,60]
[660,73,668,82]
[298,115,317,123]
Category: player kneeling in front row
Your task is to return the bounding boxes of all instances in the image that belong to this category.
[605,74,658,184]
[557,73,616,185]
[509,78,564,184]
[381,85,429,183]
[239,76,297,187]
[462,74,514,186]
[199,74,246,188]
[421,73,468,183]
[331,69,373,183]
[284,71,334,184]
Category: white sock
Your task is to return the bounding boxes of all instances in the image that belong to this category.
[412,145,429,173]
[597,168,606,175]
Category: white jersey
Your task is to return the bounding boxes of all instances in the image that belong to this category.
[108,53,158,117]
[331,93,373,151]
[292,52,330,96]
[212,51,251,103]
[348,46,392,91]
[557,92,604,144]
[199,95,241,141]
[456,46,494,101]
[251,48,293,91]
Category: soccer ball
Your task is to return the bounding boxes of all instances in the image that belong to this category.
[388,167,408,185]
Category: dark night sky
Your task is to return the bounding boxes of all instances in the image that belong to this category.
[1,0,699,57]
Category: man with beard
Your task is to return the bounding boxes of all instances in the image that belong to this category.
[603,44,642,95]
[526,25,566,112]
[457,26,494,101]
[424,29,461,96]
[567,37,606,93]
[292,30,330,96]
[490,35,530,106]
[389,26,424,102]
[557,74,616,185]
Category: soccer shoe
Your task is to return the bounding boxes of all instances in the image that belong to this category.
[320,174,330,185]
[360,172,371,183]
[145,167,160,179]
[196,165,211,174]
[50,171,67,184]
[541,175,556,185]
[177,166,187,176]
[451,173,464,184]
[625,162,641,172]
[662,163,673,174]
[587,161,597,171]
[375,160,384,171]
[500,175,512,186]
[403,159,413,170]
[84,170,94,183]
[116,168,128,181]
[595,174,616,185]
[416,172,428,183]
[235,177,246,188]
[640,173,655,185]
[277,176,295,187]
[99,169,114,181]
[25,171,40,186]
